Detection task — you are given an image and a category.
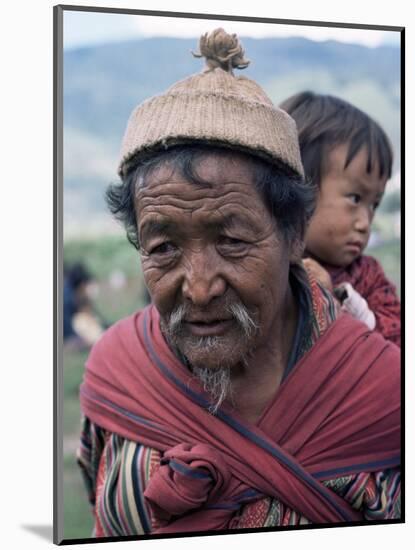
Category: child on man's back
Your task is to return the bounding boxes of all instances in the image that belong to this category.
[280,91,400,347]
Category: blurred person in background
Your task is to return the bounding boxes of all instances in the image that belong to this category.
[76,29,400,537]
[280,91,401,347]
[63,262,105,349]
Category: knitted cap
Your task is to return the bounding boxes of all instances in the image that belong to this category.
[118,28,304,178]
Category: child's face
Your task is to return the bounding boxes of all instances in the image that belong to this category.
[305,143,387,267]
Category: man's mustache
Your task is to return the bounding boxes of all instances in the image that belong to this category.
[167,301,258,338]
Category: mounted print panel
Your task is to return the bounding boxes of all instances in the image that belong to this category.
[54,5,403,545]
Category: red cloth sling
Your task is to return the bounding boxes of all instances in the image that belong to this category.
[323,255,401,347]
[79,305,400,533]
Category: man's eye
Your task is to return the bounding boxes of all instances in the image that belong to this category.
[217,236,249,257]
[149,242,177,255]
[218,236,246,246]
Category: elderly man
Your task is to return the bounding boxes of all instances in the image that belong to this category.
[77,29,400,537]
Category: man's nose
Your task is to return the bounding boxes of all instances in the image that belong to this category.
[181,250,226,307]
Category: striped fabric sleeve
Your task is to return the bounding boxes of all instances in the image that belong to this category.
[362,469,401,520]
[76,415,163,537]
[93,433,155,536]
[331,469,401,519]
[76,414,107,509]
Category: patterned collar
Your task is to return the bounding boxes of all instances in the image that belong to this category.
[285,264,339,378]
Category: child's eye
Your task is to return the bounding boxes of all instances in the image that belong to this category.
[347,193,361,204]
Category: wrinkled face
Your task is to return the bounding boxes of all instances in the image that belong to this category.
[135,152,296,371]
[305,143,387,268]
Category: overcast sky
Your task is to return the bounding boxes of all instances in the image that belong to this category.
[63,9,401,50]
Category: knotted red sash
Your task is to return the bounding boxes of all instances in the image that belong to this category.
[79,304,400,533]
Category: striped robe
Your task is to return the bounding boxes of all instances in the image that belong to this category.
[76,267,401,536]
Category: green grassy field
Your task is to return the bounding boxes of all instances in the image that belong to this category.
[62,233,401,540]
[63,235,149,540]
[367,238,401,296]
[63,348,93,540]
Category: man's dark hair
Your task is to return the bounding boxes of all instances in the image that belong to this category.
[279,91,393,188]
[106,144,316,250]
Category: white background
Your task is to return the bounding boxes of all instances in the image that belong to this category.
[0,1,411,549]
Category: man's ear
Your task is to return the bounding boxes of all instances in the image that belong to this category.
[289,237,305,264]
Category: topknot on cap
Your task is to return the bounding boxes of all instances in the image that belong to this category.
[192,28,250,74]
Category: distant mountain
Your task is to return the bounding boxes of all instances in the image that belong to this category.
[63,36,401,235]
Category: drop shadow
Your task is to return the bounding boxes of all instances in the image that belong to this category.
[21,524,54,542]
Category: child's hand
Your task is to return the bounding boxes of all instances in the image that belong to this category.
[334,282,376,330]
[302,258,333,292]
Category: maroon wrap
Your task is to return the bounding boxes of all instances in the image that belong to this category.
[79,304,400,533]
[324,255,401,347]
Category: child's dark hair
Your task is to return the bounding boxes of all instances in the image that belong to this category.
[279,91,393,187]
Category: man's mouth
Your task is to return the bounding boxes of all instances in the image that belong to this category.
[183,318,234,337]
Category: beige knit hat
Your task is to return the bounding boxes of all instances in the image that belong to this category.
[118,28,304,178]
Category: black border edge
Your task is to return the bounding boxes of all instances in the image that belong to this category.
[400,25,405,524]
[58,518,403,545]
[53,3,64,546]
[57,3,403,32]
